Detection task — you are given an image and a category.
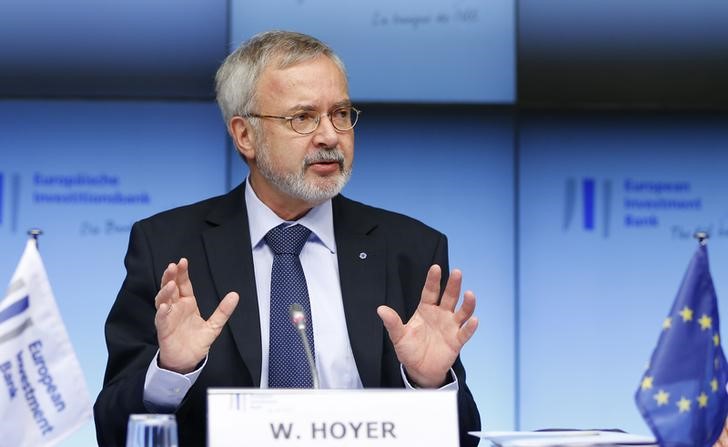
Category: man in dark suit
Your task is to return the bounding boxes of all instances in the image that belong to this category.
[95,30,481,446]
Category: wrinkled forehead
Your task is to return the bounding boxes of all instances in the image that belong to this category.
[269,52,347,82]
[255,54,350,101]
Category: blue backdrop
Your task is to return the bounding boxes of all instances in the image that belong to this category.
[2,1,727,446]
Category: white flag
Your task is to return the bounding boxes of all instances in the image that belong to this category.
[0,239,92,447]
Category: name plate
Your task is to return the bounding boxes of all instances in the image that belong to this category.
[208,388,459,446]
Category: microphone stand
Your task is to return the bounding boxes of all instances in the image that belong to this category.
[289,303,320,389]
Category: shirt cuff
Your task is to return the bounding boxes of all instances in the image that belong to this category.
[400,364,459,391]
[143,350,206,412]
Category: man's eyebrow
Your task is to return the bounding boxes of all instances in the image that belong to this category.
[286,104,317,113]
[284,100,353,113]
[331,100,353,109]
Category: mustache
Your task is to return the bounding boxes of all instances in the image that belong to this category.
[304,149,345,166]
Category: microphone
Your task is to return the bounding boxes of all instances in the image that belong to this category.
[289,303,320,389]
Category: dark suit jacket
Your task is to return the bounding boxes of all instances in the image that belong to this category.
[94,182,480,446]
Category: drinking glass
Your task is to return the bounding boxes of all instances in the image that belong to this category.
[126,414,179,447]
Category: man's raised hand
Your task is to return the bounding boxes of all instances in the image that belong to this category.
[154,258,239,373]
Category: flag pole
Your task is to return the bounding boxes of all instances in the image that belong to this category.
[694,230,709,246]
[27,228,43,248]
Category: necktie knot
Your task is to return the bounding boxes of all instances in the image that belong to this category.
[265,224,311,255]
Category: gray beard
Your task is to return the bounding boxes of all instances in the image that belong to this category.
[255,140,352,205]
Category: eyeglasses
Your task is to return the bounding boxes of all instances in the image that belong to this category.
[242,106,361,135]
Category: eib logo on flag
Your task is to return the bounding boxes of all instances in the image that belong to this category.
[0,239,92,447]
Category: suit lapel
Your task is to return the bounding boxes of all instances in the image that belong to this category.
[202,183,262,386]
[333,196,386,388]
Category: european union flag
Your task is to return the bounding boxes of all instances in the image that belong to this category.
[636,244,728,446]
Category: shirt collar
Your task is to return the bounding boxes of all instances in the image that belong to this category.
[244,177,336,253]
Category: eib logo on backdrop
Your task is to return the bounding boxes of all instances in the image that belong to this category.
[0,171,21,234]
[0,172,4,227]
[0,171,151,236]
[563,177,708,239]
[563,177,614,238]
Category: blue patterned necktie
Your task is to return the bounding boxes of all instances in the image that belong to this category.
[265,223,316,388]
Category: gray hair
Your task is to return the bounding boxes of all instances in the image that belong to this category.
[215,30,348,125]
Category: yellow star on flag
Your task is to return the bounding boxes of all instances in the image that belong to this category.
[677,396,691,413]
[712,379,719,393]
[679,306,693,322]
[641,376,654,390]
[662,317,672,330]
[715,334,721,347]
[697,392,709,408]
[654,389,669,406]
[698,314,712,330]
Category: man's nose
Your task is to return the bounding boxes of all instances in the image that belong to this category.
[311,115,339,149]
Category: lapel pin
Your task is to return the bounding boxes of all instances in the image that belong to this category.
[358,252,367,259]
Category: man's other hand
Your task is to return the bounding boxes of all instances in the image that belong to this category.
[377,264,478,388]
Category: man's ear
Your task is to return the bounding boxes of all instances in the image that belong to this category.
[229,116,256,162]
